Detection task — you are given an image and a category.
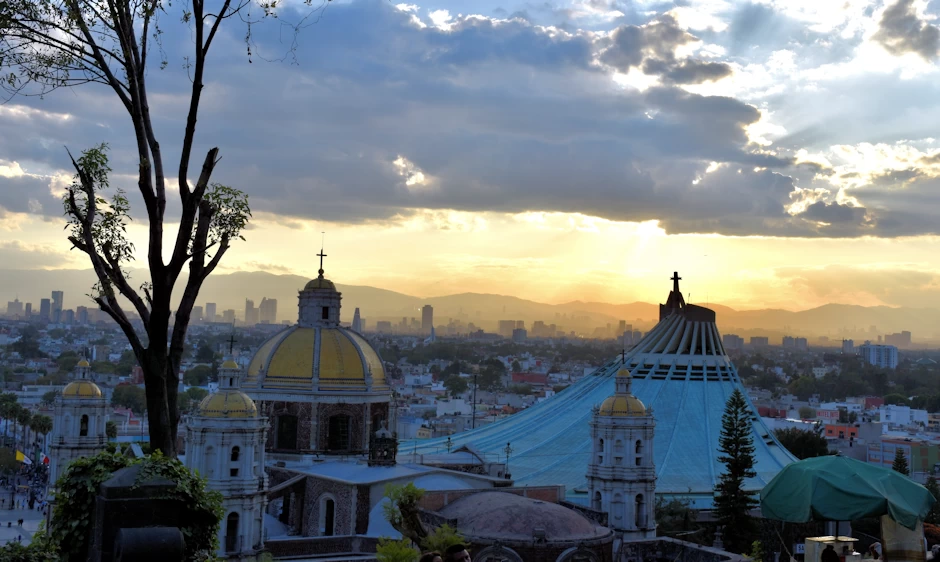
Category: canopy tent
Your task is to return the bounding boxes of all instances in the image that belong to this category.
[760,456,935,530]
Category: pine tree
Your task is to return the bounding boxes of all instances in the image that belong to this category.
[925,476,940,525]
[714,388,758,554]
[892,448,910,476]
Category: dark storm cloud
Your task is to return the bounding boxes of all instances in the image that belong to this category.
[600,14,732,84]
[0,0,931,239]
[799,201,868,224]
[874,0,940,60]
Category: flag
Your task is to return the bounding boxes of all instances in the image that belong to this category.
[15,451,32,465]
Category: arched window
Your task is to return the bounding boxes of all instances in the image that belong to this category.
[79,415,89,437]
[231,446,240,462]
[276,415,298,450]
[328,414,351,451]
[592,491,602,511]
[598,438,605,452]
[635,494,646,528]
[612,493,624,525]
[614,439,624,465]
[319,496,336,536]
[635,439,643,466]
[225,512,239,553]
[205,446,216,478]
[321,306,329,320]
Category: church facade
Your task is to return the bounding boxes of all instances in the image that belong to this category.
[49,359,109,483]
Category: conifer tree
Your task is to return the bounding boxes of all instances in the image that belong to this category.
[892,448,910,476]
[714,388,758,553]
[925,476,940,525]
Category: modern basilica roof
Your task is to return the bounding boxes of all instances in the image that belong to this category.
[402,273,795,509]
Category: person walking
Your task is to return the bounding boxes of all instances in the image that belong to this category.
[822,544,840,562]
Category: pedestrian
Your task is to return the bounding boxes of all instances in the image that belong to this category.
[822,545,840,562]
[420,553,443,562]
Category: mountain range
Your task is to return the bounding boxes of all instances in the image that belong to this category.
[0,269,935,344]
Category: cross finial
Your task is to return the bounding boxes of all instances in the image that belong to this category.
[227,333,237,354]
[621,349,626,364]
[317,232,327,277]
[671,271,681,294]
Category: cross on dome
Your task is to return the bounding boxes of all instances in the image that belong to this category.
[671,271,681,294]
[317,232,327,277]
[227,333,237,355]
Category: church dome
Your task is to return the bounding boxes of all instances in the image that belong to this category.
[196,390,258,418]
[62,380,102,398]
[304,277,336,291]
[616,366,631,378]
[245,326,387,392]
[598,395,646,417]
[77,359,90,368]
[221,359,240,370]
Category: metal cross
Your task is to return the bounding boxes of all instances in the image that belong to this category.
[227,333,237,354]
[671,271,681,294]
[317,232,327,275]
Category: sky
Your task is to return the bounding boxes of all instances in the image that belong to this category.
[2,0,940,310]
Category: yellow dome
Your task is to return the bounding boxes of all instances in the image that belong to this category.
[62,380,102,398]
[221,359,239,370]
[304,277,336,291]
[77,359,90,368]
[616,366,631,378]
[598,395,646,417]
[245,326,387,392]
[196,390,258,418]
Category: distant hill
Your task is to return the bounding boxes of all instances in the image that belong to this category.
[1,268,937,342]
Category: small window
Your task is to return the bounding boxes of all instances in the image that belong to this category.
[321,306,329,320]
[80,415,89,437]
[615,456,623,465]
[231,446,240,462]
[598,439,604,452]
[230,468,239,477]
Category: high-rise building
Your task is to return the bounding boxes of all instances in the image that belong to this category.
[750,336,769,347]
[259,298,277,324]
[782,336,795,348]
[63,309,75,324]
[498,320,517,338]
[376,321,392,333]
[244,299,258,325]
[6,298,23,318]
[39,298,51,320]
[722,334,744,350]
[205,302,217,323]
[421,305,433,335]
[24,303,31,318]
[191,306,203,322]
[222,309,236,323]
[77,306,89,325]
[795,337,808,351]
[842,339,855,354]
[51,291,64,316]
[858,343,899,369]
[352,308,362,333]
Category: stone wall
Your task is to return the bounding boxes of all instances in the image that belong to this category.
[303,475,354,536]
[264,401,314,452]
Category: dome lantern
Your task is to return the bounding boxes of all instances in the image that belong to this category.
[298,246,342,328]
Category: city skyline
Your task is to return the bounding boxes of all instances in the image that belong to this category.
[2,0,940,310]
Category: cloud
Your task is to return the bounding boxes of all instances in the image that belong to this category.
[774,264,940,308]
[2,0,940,241]
[873,0,940,60]
[0,241,74,269]
[601,14,733,84]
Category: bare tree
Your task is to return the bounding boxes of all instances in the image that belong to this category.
[0,0,316,455]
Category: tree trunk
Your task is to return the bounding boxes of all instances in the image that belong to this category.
[142,353,176,456]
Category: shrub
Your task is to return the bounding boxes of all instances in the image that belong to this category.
[376,537,420,562]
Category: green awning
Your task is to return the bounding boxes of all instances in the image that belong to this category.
[760,455,935,530]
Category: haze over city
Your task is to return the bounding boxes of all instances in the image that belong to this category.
[2,0,940,311]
